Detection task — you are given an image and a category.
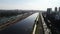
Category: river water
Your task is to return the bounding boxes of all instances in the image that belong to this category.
[0,13,39,34]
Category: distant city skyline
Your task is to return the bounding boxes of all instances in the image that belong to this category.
[0,0,60,11]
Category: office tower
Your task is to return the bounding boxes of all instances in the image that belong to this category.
[59,7,60,12]
[55,7,57,12]
[47,8,52,14]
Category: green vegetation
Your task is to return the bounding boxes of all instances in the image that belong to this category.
[35,24,40,34]
[35,13,44,34]
[35,15,40,34]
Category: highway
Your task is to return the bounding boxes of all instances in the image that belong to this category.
[41,14,51,34]
[35,13,51,34]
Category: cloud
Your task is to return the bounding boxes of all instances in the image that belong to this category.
[0,0,60,10]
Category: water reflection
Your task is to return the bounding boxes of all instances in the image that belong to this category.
[0,13,39,34]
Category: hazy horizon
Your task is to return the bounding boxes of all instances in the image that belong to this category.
[0,0,60,11]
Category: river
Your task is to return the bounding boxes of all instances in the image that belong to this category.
[0,13,39,34]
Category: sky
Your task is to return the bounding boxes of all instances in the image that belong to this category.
[0,0,60,10]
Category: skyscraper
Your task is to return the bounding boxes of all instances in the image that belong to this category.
[47,8,52,14]
[59,7,60,12]
[55,7,57,12]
